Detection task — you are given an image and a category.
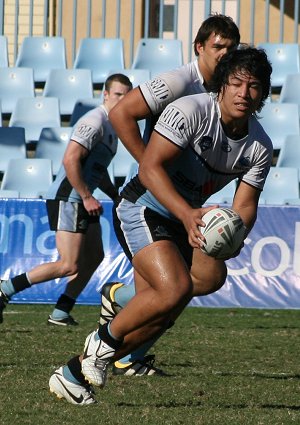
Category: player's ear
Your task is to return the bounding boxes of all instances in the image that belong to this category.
[195,42,204,56]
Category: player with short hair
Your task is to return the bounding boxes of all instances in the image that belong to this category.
[0,74,133,331]
[50,46,273,404]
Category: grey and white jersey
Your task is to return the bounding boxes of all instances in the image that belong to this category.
[47,105,118,202]
[121,93,273,219]
[139,60,206,142]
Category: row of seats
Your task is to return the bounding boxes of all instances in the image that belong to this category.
[0,67,151,117]
[1,35,299,91]
[0,157,298,204]
[207,167,300,206]
[257,43,300,91]
[0,35,183,85]
[0,156,137,199]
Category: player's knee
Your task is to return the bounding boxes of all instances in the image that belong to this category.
[191,263,227,296]
[60,261,79,277]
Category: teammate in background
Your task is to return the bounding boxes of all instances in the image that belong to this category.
[0,74,132,326]
[100,13,241,376]
[49,46,273,405]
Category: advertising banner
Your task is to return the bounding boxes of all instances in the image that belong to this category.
[0,199,299,308]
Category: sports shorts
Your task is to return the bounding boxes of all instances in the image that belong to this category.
[113,198,192,268]
[46,199,99,233]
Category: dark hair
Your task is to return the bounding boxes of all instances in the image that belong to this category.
[104,73,133,91]
[193,13,240,56]
[208,46,272,112]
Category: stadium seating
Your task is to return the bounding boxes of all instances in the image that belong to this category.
[0,189,20,198]
[1,158,53,198]
[112,140,138,183]
[258,102,300,150]
[279,73,300,107]
[15,36,67,85]
[108,68,151,88]
[9,97,61,145]
[43,69,94,116]
[73,38,125,85]
[260,166,299,205]
[131,38,183,78]
[0,35,9,67]
[0,127,27,174]
[0,67,35,114]
[276,135,300,181]
[257,43,300,91]
[35,127,73,175]
[69,98,101,126]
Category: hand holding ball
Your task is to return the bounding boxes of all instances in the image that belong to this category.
[200,208,246,259]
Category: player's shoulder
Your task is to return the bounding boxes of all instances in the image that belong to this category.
[168,92,214,113]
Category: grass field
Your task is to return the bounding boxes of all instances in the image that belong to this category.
[1,305,300,425]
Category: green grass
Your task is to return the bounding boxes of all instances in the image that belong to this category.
[1,305,300,425]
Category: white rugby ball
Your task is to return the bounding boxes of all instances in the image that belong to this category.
[200,208,246,259]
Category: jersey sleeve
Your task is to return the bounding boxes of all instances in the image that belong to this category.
[153,97,198,149]
[139,68,190,115]
[241,122,273,190]
[71,108,104,151]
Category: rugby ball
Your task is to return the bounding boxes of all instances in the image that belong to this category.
[200,208,246,259]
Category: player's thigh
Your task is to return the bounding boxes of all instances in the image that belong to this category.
[133,240,193,300]
[190,248,227,296]
[55,230,85,266]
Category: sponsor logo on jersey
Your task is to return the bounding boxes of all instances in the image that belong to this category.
[199,136,213,151]
[76,124,98,142]
[160,106,185,136]
[148,78,170,101]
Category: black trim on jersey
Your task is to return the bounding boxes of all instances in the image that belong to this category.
[120,175,146,204]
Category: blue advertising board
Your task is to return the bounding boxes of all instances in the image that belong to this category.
[0,199,300,308]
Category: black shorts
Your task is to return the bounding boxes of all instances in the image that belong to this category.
[46,199,99,233]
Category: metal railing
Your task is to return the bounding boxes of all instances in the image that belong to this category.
[0,0,300,67]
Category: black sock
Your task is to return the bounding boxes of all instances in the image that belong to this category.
[98,323,123,350]
[11,273,31,293]
[67,355,86,386]
[55,294,76,314]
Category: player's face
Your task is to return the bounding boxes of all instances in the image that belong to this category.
[219,71,263,124]
[104,81,131,112]
[196,32,237,83]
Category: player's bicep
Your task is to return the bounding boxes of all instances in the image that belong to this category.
[141,131,182,169]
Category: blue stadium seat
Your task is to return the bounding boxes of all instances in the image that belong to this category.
[260,166,299,205]
[15,36,67,85]
[131,38,183,78]
[69,98,101,126]
[258,102,300,150]
[279,73,300,107]
[35,127,73,175]
[0,67,35,114]
[257,43,300,90]
[1,158,53,198]
[0,127,26,174]
[112,141,137,180]
[43,69,94,116]
[9,97,61,145]
[276,135,300,181]
[0,35,9,67]
[0,189,20,198]
[73,38,125,85]
[108,68,150,88]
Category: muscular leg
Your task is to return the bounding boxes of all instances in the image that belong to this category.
[50,223,104,320]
